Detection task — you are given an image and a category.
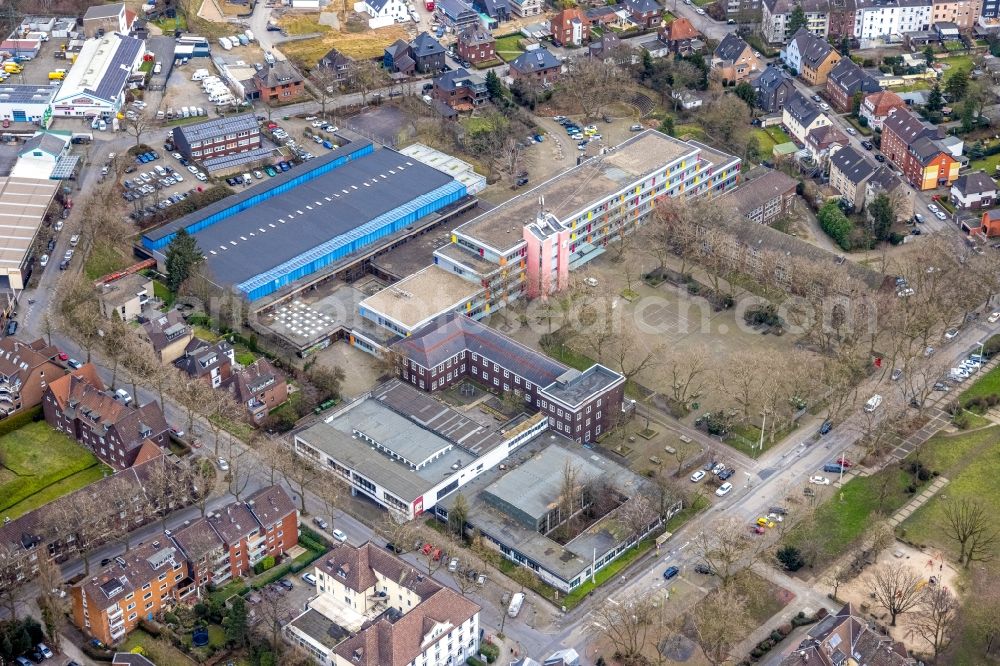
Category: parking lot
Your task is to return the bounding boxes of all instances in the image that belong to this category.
[3,37,69,87]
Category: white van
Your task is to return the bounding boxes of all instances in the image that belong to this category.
[219,37,232,50]
[864,394,882,413]
[508,592,524,618]
[181,107,190,118]
[192,69,209,81]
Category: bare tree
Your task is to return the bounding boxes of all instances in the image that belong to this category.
[377,513,420,555]
[102,473,146,551]
[281,446,322,515]
[693,517,764,587]
[912,585,960,659]
[34,555,69,652]
[823,565,851,602]
[617,494,660,546]
[663,345,712,413]
[225,441,258,501]
[867,562,925,626]
[592,591,657,662]
[942,498,997,568]
[121,113,151,148]
[57,275,103,363]
[557,459,581,541]
[350,58,390,106]
[689,587,753,666]
[206,390,243,457]
[316,473,349,531]
[559,57,624,120]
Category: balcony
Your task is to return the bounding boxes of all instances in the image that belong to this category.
[107,605,123,621]
[110,624,126,641]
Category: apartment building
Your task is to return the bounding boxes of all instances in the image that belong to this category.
[140,310,193,364]
[0,336,63,417]
[81,2,135,37]
[711,33,762,83]
[43,369,170,470]
[286,542,481,666]
[508,0,542,17]
[763,0,830,42]
[782,91,832,144]
[853,0,932,46]
[355,131,740,345]
[550,7,591,45]
[932,0,982,28]
[432,68,489,111]
[717,169,798,224]
[781,28,841,83]
[70,486,297,643]
[881,106,959,189]
[752,65,796,112]
[225,358,288,424]
[71,541,186,646]
[829,146,878,209]
[866,165,914,220]
[779,604,911,666]
[624,0,663,26]
[825,58,881,111]
[253,61,305,105]
[508,48,562,84]
[456,27,496,65]
[171,113,261,161]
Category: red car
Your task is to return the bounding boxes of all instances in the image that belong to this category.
[57,351,69,361]
[750,525,765,534]
[836,457,853,468]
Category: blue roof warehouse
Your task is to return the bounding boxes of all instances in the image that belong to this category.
[141,140,469,302]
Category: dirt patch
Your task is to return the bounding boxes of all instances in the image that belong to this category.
[832,540,963,655]
[281,21,409,66]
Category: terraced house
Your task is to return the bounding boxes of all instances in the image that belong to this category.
[0,336,63,417]
[880,106,959,190]
[825,59,881,112]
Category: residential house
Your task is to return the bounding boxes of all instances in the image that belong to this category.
[711,33,761,83]
[781,28,841,84]
[586,6,634,30]
[437,0,481,28]
[0,337,62,417]
[225,358,288,424]
[43,369,170,470]
[355,0,409,28]
[829,146,878,209]
[317,48,354,86]
[951,170,997,209]
[782,91,831,144]
[853,0,931,46]
[285,542,481,666]
[589,33,629,62]
[96,274,152,322]
[140,310,193,365]
[384,40,415,75]
[881,106,959,189]
[175,339,235,389]
[624,0,663,27]
[550,8,591,46]
[70,540,186,646]
[81,2,135,38]
[778,604,911,666]
[410,31,447,73]
[433,67,489,111]
[671,90,705,109]
[509,0,542,18]
[866,166,914,220]
[718,169,798,224]
[253,61,305,105]
[0,457,197,596]
[509,48,562,84]
[762,0,830,43]
[825,58,881,112]
[805,124,849,164]
[659,17,701,55]
[474,0,511,22]
[932,0,982,28]
[457,27,496,65]
[974,208,1000,238]
[859,89,906,129]
[752,65,796,112]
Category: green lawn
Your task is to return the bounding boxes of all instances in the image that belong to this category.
[968,152,1000,175]
[562,537,656,608]
[940,54,974,82]
[84,242,130,281]
[662,11,676,22]
[844,115,873,136]
[494,35,525,62]
[898,424,1000,664]
[752,126,793,155]
[782,465,926,569]
[540,342,598,372]
[0,422,108,519]
[959,363,1000,405]
[123,630,191,666]
[151,14,188,32]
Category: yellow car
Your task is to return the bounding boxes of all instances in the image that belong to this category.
[756,517,776,528]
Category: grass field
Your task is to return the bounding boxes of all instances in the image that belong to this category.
[752,126,793,154]
[782,465,926,570]
[85,242,130,281]
[278,13,332,36]
[0,422,108,519]
[898,424,1000,664]
[959,363,1000,404]
[940,54,974,83]
[494,35,525,62]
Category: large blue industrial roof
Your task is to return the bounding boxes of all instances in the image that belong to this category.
[179,148,456,288]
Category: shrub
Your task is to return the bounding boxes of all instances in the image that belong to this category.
[779,623,793,636]
[164,612,179,625]
[770,630,784,642]
[480,642,500,664]
[467,658,487,666]
[0,405,43,438]
[750,648,763,658]
[254,555,276,574]
[139,618,163,637]
[777,545,805,572]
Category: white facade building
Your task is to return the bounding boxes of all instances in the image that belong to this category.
[0,85,57,126]
[51,32,145,118]
[286,542,481,666]
[354,0,408,28]
[854,0,932,46]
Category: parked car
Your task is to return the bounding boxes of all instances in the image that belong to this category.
[312,516,329,530]
[809,475,831,485]
[662,566,679,580]
[279,579,294,590]
[819,420,833,435]
[114,388,132,404]
[861,140,873,150]
[891,368,903,381]
[301,572,317,585]
[715,482,733,496]
[690,470,706,483]
[217,457,229,471]
[945,328,959,340]
[37,644,53,659]
[822,463,845,473]
[332,529,348,543]
[694,563,715,575]
[718,468,735,481]
[711,463,725,476]
[385,542,403,553]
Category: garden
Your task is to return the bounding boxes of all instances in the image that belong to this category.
[0,413,111,520]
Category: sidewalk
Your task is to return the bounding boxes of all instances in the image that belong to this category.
[887,476,949,528]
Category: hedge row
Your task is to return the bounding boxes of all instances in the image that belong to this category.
[0,404,43,438]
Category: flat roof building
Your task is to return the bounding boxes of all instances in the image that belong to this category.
[142,142,469,302]
[52,32,145,118]
[0,176,59,291]
[293,378,549,519]
[0,85,58,126]
[170,113,261,162]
